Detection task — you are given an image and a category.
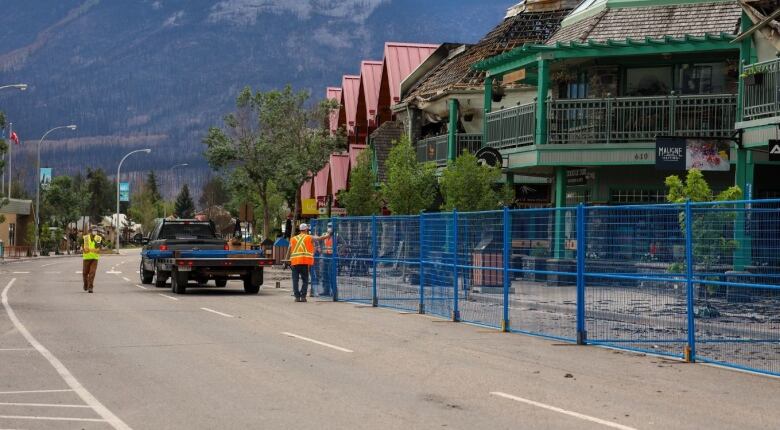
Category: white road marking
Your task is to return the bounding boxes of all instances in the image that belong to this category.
[41,262,59,267]
[200,307,234,318]
[44,271,62,274]
[158,294,179,301]
[105,271,122,274]
[135,285,148,290]
[0,389,73,395]
[0,348,34,352]
[0,415,107,423]
[490,392,639,430]
[0,402,91,408]
[75,271,82,274]
[11,272,29,275]
[281,332,353,353]
[1,279,133,430]
[122,277,131,282]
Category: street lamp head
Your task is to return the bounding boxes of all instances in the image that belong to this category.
[143,148,152,154]
[66,125,77,130]
[18,84,28,91]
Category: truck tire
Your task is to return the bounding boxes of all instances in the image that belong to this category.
[243,269,261,294]
[172,269,188,294]
[140,260,154,284]
[215,279,228,287]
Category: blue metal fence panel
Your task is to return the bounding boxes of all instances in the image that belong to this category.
[374,216,421,312]
[421,212,455,319]
[334,217,374,304]
[584,205,688,358]
[507,208,577,341]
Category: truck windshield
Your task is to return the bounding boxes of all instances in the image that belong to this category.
[159,223,216,240]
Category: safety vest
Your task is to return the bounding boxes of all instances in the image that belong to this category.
[323,237,333,255]
[290,233,314,266]
[82,234,101,260]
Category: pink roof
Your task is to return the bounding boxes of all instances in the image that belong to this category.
[300,178,313,200]
[340,75,360,135]
[382,42,439,104]
[313,163,330,199]
[357,61,383,126]
[326,87,342,134]
[329,154,350,195]
[349,144,368,170]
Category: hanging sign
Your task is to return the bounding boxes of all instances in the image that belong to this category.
[655,137,686,170]
[475,147,503,168]
[302,199,319,216]
[769,140,780,162]
[119,182,130,202]
[656,137,731,171]
[40,168,52,189]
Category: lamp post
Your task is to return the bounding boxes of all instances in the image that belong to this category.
[0,84,27,92]
[116,149,151,254]
[165,163,188,219]
[35,125,77,256]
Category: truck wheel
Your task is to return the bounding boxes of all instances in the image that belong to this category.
[140,260,154,284]
[243,270,261,294]
[215,279,228,287]
[172,269,188,294]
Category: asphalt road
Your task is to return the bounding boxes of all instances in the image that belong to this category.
[1,252,779,430]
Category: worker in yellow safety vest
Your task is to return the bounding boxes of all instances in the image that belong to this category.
[288,223,329,302]
[81,226,104,293]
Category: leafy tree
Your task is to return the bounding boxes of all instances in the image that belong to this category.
[174,184,195,218]
[440,152,513,211]
[199,176,229,210]
[85,168,114,223]
[340,150,381,216]
[204,86,344,237]
[225,170,285,240]
[42,176,86,230]
[381,135,438,215]
[128,185,161,234]
[146,171,162,202]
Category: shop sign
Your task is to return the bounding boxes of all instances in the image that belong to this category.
[655,137,686,170]
[769,140,780,162]
[566,168,594,186]
[476,146,503,168]
[302,199,318,216]
[319,207,347,216]
[656,137,731,171]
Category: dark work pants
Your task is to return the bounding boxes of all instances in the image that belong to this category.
[320,255,333,296]
[291,265,310,298]
[82,259,98,291]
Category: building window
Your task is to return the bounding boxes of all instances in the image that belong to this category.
[610,189,666,204]
[9,223,15,246]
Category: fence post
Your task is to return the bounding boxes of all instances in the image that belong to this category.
[502,207,510,332]
[452,210,460,322]
[576,203,587,345]
[371,215,378,307]
[419,212,426,314]
[332,217,339,302]
[684,200,696,363]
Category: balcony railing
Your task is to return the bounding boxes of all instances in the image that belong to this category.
[548,94,737,144]
[415,133,482,165]
[742,58,780,122]
[485,102,536,149]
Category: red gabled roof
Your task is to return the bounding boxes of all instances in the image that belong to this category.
[313,164,330,199]
[348,144,368,170]
[357,61,383,127]
[382,42,439,104]
[329,153,350,196]
[338,75,361,135]
[326,87,342,134]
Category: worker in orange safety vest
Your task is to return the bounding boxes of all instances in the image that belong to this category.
[289,223,329,302]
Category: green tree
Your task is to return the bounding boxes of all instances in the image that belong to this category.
[340,150,381,216]
[128,183,162,234]
[381,135,437,215]
[85,168,114,223]
[174,184,195,218]
[199,176,230,210]
[439,152,513,211]
[204,86,344,237]
[42,176,86,229]
[146,171,162,203]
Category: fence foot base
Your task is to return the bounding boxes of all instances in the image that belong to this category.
[275,281,280,289]
[452,311,460,322]
[684,345,695,363]
[418,303,425,314]
[372,297,378,307]
[501,320,510,333]
[576,331,587,345]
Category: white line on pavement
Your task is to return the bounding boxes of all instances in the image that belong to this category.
[75,271,82,274]
[105,271,122,275]
[122,277,131,282]
[135,285,148,290]
[158,294,179,301]
[0,402,91,408]
[11,272,29,275]
[44,271,62,274]
[490,392,639,430]
[0,348,34,352]
[1,279,133,430]
[281,332,353,353]
[0,415,107,423]
[41,262,59,267]
[200,307,234,318]
[0,390,74,395]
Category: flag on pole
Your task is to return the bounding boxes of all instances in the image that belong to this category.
[9,131,19,145]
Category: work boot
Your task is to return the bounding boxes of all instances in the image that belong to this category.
[88,289,93,293]
[83,285,88,291]
[295,297,301,302]
[301,296,307,302]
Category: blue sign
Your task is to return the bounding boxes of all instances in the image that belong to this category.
[119,182,130,202]
[40,168,52,188]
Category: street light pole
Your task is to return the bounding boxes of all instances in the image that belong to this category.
[165,163,188,219]
[116,149,151,254]
[35,125,77,256]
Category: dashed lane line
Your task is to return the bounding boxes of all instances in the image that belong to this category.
[490,392,639,430]
[0,415,107,423]
[11,272,29,275]
[0,402,91,408]
[1,279,133,430]
[122,277,131,282]
[135,285,148,290]
[281,332,353,353]
[0,390,73,395]
[0,348,34,352]
[200,307,234,318]
[158,294,179,301]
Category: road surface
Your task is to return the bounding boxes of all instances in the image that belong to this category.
[0,252,778,429]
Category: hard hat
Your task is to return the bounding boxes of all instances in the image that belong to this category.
[299,223,309,231]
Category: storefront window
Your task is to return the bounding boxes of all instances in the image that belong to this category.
[610,189,666,204]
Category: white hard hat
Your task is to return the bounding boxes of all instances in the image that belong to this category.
[299,223,309,231]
